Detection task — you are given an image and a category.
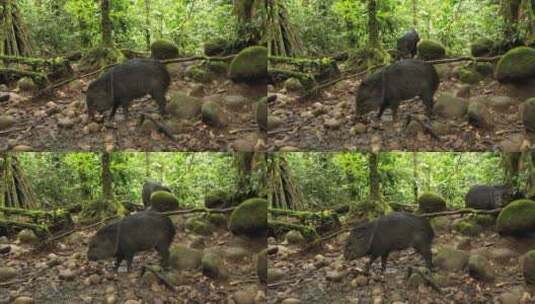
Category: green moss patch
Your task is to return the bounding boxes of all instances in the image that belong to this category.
[496,199,535,235]
[229,46,268,83]
[417,40,446,60]
[418,192,447,213]
[151,40,179,60]
[496,47,535,83]
[229,198,268,237]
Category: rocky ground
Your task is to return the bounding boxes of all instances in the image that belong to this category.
[267,214,535,304]
[269,61,535,151]
[0,213,266,304]
[0,62,266,152]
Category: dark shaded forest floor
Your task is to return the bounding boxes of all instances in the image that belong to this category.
[269,61,535,151]
[267,215,535,304]
[0,63,265,152]
[0,214,266,304]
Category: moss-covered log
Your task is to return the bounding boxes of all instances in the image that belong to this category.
[0,68,47,86]
[0,220,49,236]
[268,220,319,241]
[269,208,342,235]
[268,68,316,89]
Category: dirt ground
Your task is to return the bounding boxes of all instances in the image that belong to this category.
[269,62,535,151]
[268,215,535,304]
[0,63,266,152]
[0,214,266,304]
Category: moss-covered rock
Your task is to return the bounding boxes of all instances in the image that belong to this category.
[184,65,216,83]
[285,230,305,245]
[496,199,535,235]
[165,91,203,120]
[284,78,304,93]
[468,254,494,282]
[17,229,38,244]
[207,213,227,227]
[202,251,224,279]
[453,218,483,236]
[149,191,179,212]
[474,62,495,77]
[472,214,497,227]
[435,246,469,272]
[205,61,229,75]
[204,38,230,56]
[418,192,447,213]
[229,46,268,83]
[495,47,535,83]
[201,100,227,128]
[80,46,125,70]
[458,68,483,84]
[17,77,37,93]
[0,267,17,282]
[0,115,15,131]
[229,198,268,237]
[430,216,450,233]
[150,40,179,60]
[417,40,446,60]
[523,250,535,286]
[471,38,494,57]
[467,102,493,130]
[185,217,215,236]
[522,97,535,133]
[434,93,468,119]
[205,190,232,209]
[169,245,203,270]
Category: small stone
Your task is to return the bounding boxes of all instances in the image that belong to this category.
[89,273,101,284]
[0,267,17,282]
[13,296,34,304]
[58,269,76,280]
[351,275,368,287]
[105,295,118,304]
[11,145,33,152]
[0,115,15,131]
[324,118,342,129]
[281,298,301,304]
[233,290,256,304]
[87,122,101,133]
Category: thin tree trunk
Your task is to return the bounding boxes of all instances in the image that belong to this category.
[412,0,418,27]
[145,152,151,179]
[101,152,113,200]
[412,152,419,202]
[368,153,380,202]
[144,0,151,50]
[101,0,113,46]
[367,0,379,49]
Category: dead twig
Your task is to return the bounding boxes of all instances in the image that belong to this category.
[140,114,176,142]
[419,208,501,218]
[142,265,176,291]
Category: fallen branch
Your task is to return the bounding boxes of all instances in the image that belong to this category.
[427,55,501,65]
[162,54,236,64]
[161,206,236,216]
[407,266,442,293]
[139,114,176,142]
[419,208,501,218]
[142,265,176,291]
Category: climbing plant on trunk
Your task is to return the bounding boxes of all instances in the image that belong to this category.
[0,0,32,56]
[0,154,38,209]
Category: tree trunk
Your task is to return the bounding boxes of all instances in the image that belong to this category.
[0,0,32,56]
[101,152,113,200]
[412,0,418,28]
[145,152,151,179]
[368,153,380,202]
[367,0,379,49]
[412,152,419,201]
[144,0,151,50]
[101,0,113,46]
[0,154,38,209]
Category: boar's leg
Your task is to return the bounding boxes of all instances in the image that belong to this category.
[377,103,387,119]
[416,245,434,271]
[114,255,124,271]
[156,244,170,269]
[109,100,120,120]
[151,91,167,116]
[366,255,378,274]
[121,102,129,120]
[125,254,135,272]
[380,255,389,273]
[421,92,434,118]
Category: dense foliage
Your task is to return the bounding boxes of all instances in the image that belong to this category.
[19,0,237,55]
[17,152,238,208]
[286,152,521,209]
[284,0,527,55]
